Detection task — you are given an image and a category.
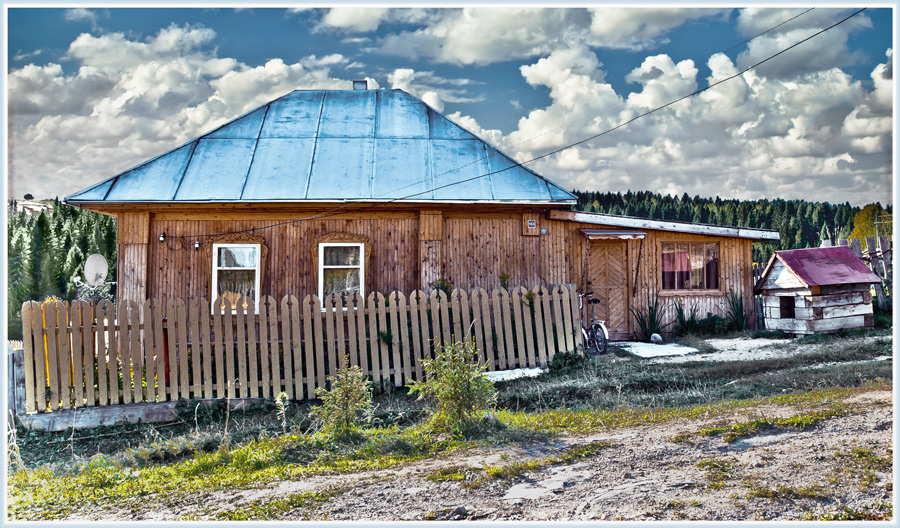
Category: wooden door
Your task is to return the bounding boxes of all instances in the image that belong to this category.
[587,241,629,339]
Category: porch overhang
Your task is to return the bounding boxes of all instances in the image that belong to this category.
[579,228,646,240]
[552,210,780,241]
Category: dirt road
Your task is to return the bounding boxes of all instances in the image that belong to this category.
[99,389,892,522]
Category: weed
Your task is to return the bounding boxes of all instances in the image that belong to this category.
[724,289,747,331]
[803,505,893,520]
[695,406,848,442]
[673,300,700,336]
[499,273,512,291]
[275,392,290,434]
[408,340,497,435]
[430,278,454,297]
[697,458,741,490]
[629,291,671,341]
[212,487,344,521]
[744,481,830,501]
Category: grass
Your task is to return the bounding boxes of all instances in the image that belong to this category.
[697,458,742,490]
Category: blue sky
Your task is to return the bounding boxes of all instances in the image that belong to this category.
[6,5,895,206]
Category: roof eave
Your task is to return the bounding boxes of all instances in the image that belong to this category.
[550,210,780,241]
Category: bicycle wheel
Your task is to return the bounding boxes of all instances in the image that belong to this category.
[591,323,608,355]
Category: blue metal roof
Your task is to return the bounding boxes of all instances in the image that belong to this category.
[66,89,577,205]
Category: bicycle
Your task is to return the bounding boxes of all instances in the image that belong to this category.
[579,288,609,356]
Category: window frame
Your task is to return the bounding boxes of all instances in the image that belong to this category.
[317,241,366,301]
[659,240,721,294]
[211,242,261,311]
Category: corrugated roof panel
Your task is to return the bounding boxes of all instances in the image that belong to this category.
[307,137,374,199]
[484,146,553,200]
[259,91,324,138]
[430,139,493,200]
[242,138,316,200]
[67,178,115,201]
[104,143,194,201]
[206,107,267,139]
[318,90,376,138]
[372,138,431,199]
[427,107,478,140]
[174,139,256,200]
[376,90,429,139]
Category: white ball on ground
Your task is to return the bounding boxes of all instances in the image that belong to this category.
[650,333,664,344]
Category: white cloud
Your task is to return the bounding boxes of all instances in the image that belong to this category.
[387,67,483,112]
[588,8,728,50]
[314,7,432,33]
[64,8,103,31]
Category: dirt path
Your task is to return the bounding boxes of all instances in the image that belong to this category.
[79,390,893,522]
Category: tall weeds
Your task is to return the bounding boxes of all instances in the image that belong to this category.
[630,290,671,341]
[725,290,747,331]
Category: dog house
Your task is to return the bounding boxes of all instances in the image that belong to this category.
[754,246,881,335]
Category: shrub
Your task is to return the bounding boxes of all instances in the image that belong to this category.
[408,340,497,434]
[499,273,512,291]
[430,278,454,297]
[310,357,373,439]
[630,291,672,341]
[724,290,747,331]
[673,300,700,336]
[546,351,590,374]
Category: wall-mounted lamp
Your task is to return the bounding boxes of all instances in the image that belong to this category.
[159,233,165,242]
[194,241,200,250]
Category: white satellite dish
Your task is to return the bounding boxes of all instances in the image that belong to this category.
[84,254,109,286]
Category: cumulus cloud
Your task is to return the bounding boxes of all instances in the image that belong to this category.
[387,67,483,112]
[588,8,728,50]
[64,8,103,31]
[313,7,432,33]
[7,24,358,199]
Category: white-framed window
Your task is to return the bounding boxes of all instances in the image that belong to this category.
[212,243,261,310]
[318,242,365,301]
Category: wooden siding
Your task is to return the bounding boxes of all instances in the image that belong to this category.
[117,207,758,337]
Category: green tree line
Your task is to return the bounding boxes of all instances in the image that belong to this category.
[572,190,891,264]
[8,200,117,339]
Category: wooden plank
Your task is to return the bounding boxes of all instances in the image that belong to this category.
[491,289,507,370]
[415,290,432,369]
[265,297,280,396]
[450,289,464,343]
[408,291,424,379]
[235,298,249,398]
[560,286,576,352]
[459,289,472,348]
[396,292,412,384]
[80,302,95,407]
[175,299,189,400]
[510,288,527,368]
[531,286,548,366]
[43,303,60,410]
[301,295,316,399]
[551,286,566,353]
[323,295,338,381]
[333,295,347,367]
[823,303,873,319]
[346,294,360,368]
[499,289,516,369]
[478,288,494,369]
[309,295,325,393]
[849,238,863,258]
[353,293,369,377]
[127,300,143,403]
[469,289,486,366]
[279,296,295,399]
[538,286,555,361]
[70,302,85,407]
[388,293,403,386]
[376,293,391,385]
[187,299,201,400]
[812,315,868,332]
[140,300,156,403]
[212,298,225,398]
[21,303,37,413]
[94,302,111,407]
[245,298,259,399]
[438,291,452,347]
[568,285,583,352]
[165,299,179,401]
[198,298,213,399]
[429,290,442,353]
[367,293,380,381]
[257,297,271,399]
[221,299,236,399]
[519,288,537,368]
[56,302,71,409]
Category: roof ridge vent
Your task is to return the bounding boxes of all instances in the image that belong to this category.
[352,80,368,90]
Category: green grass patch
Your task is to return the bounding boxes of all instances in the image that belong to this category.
[202,487,344,521]
[697,458,742,490]
[695,406,849,443]
[744,481,830,501]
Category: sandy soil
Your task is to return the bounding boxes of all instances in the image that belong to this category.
[70,389,893,522]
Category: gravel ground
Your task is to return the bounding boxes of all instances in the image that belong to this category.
[71,390,893,522]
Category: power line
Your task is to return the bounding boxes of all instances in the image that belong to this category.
[723,7,815,54]
[166,7,865,241]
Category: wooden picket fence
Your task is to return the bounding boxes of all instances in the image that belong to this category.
[20,285,582,414]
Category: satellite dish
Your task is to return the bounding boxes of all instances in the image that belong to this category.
[84,254,108,286]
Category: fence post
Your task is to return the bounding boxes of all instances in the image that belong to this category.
[866,237,887,311]
[878,236,893,302]
[7,343,26,415]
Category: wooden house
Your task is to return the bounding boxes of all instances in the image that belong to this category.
[66,84,778,340]
[754,246,880,335]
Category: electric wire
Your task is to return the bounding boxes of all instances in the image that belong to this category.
[165,7,865,242]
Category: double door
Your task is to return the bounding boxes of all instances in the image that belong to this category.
[587,241,629,339]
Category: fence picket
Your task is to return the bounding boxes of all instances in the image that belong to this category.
[517,288,537,368]
[188,299,202,399]
[491,289,507,370]
[375,293,390,385]
[388,293,403,386]
[140,300,156,403]
[499,289,516,369]
[334,295,347,367]
[323,295,338,380]
[567,285,583,353]
[257,297,272,399]
[22,303,38,412]
[309,295,325,393]
[408,291,424,379]
[280,296,295,399]
[301,295,317,400]
[220,298,237,399]
[510,288,528,368]
[235,299,249,399]
[82,302,95,407]
[56,302,72,409]
[95,301,113,406]
[165,299,179,401]
[470,289,489,368]
[551,286,566,353]
[173,299,189,400]
[149,299,165,401]
[70,302,86,407]
[396,292,412,385]
[198,298,213,399]
[346,294,360,368]
[450,289,464,343]
[531,286,549,366]
[44,302,60,410]
[265,297,280,397]
[366,294,381,381]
